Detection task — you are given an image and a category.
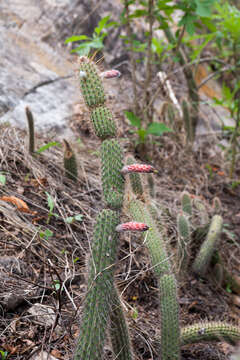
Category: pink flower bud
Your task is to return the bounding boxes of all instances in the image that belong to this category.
[121,164,157,175]
[100,69,121,79]
[116,222,149,232]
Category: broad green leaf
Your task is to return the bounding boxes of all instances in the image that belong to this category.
[137,129,147,143]
[146,122,172,136]
[95,15,111,35]
[0,174,6,186]
[195,0,215,17]
[64,35,90,44]
[124,111,141,128]
[36,142,61,153]
[129,9,148,18]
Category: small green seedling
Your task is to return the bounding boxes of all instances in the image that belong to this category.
[36,141,61,154]
[124,111,172,145]
[45,191,58,223]
[52,279,61,291]
[0,173,6,186]
[65,214,83,224]
[0,350,8,360]
[39,228,53,241]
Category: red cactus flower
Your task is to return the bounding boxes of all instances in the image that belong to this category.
[100,69,121,79]
[121,164,157,175]
[116,222,149,232]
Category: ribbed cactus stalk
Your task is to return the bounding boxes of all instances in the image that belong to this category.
[159,274,180,360]
[192,215,223,277]
[212,196,222,214]
[109,286,133,360]
[90,106,117,139]
[177,213,191,274]
[125,155,143,197]
[63,139,78,181]
[25,106,35,154]
[74,210,120,360]
[129,199,171,277]
[181,191,192,216]
[193,198,209,225]
[147,173,155,198]
[181,322,240,345]
[78,56,106,108]
[101,139,124,209]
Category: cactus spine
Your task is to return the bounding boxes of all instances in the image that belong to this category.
[192,215,223,277]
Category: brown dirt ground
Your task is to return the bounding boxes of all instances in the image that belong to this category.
[0,121,240,360]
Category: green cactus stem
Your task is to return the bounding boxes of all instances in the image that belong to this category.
[101,139,124,209]
[74,209,120,360]
[90,106,117,139]
[78,56,106,108]
[109,286,133,360]
[192,215,223,277]
[181,191,192,216]
[181,322,240,346]
[193,198,209,225]
[63,139,78,181]
[129,199,171,277]
[212,196,222,214]
[25,106,35,154]
[177,213,191,274]
[159,274,180,360]
[126,155,143,197]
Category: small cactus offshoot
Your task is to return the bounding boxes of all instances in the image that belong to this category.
[116,222,149,232]
[121,164,157,175]
[25,106,35,154]
[63,139,78,181]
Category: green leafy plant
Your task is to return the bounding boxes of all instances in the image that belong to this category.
[65,214,83,224]
[124,111,172,145]
[45,192,59,224]
[39,228,53,241]
[0,350,8,360]
[65,16,116,56]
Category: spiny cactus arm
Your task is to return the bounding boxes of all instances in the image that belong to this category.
[125,155,143,197]
[129,200,171,277]
[159,274,180,360]
[192,215,223,277]
[90,106,117,139]
[25,106,35,154]
[181,322,240,346]
[109,286,133,360]
[78,56,106,108]
[63,139,78,181]
[101,139,125,209]
[177,213,191,274]
[74,210,120,360]
[181,191,192,216]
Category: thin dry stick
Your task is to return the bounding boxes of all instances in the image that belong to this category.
[142,0,154,123]
[124,0,139,114]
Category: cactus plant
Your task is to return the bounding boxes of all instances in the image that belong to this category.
[177,213,191,274]
[159,274,180,360]
[192,215,223,277]
[78,56,106,108]
[181,322,240,345]
[181,191,192,216]
[25,106,35,154]
[125,155,144,197]
[63,139,78,181]
[90,106,117,139]
[109,286,133,360]
[74,210,120,360]
[101,139,124,209]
